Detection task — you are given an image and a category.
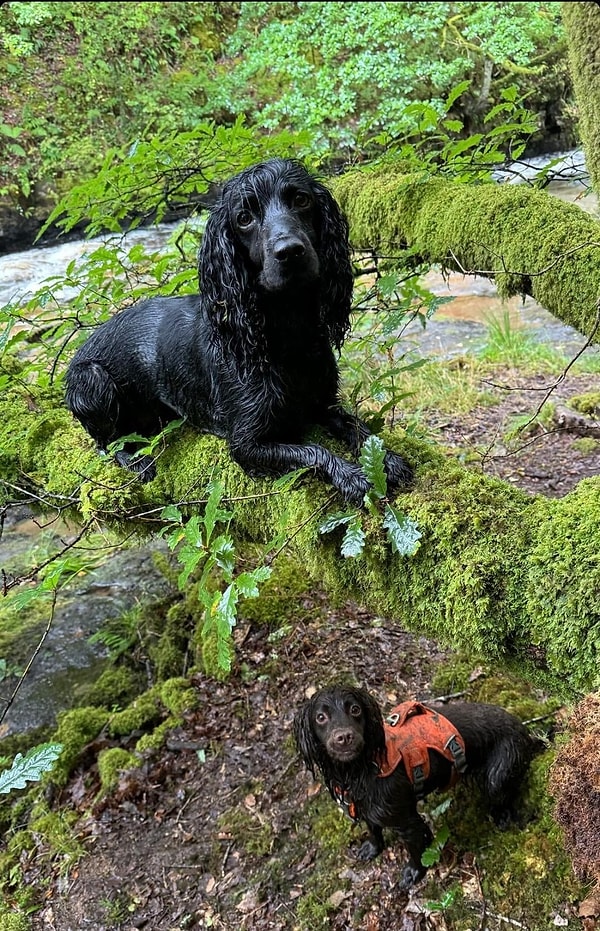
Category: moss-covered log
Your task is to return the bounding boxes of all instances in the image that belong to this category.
[331,170,600,343]
[562,1,600,196]
[1,377,599,698]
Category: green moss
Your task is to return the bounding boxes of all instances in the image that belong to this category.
[218,806,274,857]
[572,437,600,455]
[332,170,600,343]
[569,391,600,415]
[159,677,198,715]
[0,909,30,931]
[293,803,355,927]
[97,747,139,792]
[86,666,141,709]
[526,478,600,693]
[240,551,312,626]
[151,601,195,680]
[107,687,163,737]
[51,706,109,786]
[29,807,83,861]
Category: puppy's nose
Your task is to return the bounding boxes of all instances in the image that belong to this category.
[273,238,306,263]
[332,728,355,747]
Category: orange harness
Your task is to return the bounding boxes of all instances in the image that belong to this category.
[333,700,467,821]
[379,700,467,799]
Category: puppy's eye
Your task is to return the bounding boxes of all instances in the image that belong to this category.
[236,209,254,228]
[293,191,311,209]
[315,711,328,725]
[349,704,362,718]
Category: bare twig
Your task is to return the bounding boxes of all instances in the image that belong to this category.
[0,590,58,726]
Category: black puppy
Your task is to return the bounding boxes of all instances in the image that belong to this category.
[65,158,411,505]
[293,686,542,889]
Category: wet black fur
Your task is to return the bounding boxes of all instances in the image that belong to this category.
[65,158,412,505]
[293,686,542,890]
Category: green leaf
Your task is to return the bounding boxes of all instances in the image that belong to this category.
[160,504,182,524]
[341,516,366,558]
[382,506,422,556]
[271,467,310,491]
[235,566,272,598]
[318,511,355,534]
[0,743,63,794]
[359,436,387,499]
[203,481,231,546]
[421,823,450,867]
[444,79,471,110]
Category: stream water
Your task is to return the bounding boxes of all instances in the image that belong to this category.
[0,149,597,736]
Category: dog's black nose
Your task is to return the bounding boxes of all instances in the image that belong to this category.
[273,238,306,262]
[332,728,355,747]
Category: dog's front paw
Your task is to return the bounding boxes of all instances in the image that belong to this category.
[337,466,371,507]
[398,862,427,891]
[114,450,157,483]
[384,450,413,490]
[356,839,383,861]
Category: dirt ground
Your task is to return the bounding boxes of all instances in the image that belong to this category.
[19,365,600,931]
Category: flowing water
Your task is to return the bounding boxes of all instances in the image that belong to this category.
[0,149,597,734]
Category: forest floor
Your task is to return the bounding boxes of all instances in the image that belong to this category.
[19,362,600,931]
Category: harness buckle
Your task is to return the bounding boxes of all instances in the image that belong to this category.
[387,712,400,726]
[445,734,467,773]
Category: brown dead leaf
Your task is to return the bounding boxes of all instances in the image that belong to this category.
[580,891,600,919]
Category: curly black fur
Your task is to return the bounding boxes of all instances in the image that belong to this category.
[65,158,412,504]
[293,685,542,890]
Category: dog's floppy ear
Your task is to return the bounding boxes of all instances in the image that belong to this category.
[353,687,387,761]
[198,196,260,372]
[293,700,323,777]
[312,180,355,351]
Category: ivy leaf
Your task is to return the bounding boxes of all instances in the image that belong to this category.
[359,436,387,499]
[383,505,422,556]
[0,743,63,794]
[341,516,366,558]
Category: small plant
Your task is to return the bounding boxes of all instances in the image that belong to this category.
[478,310,566,370]
[159,481,271,678]
[0,743,63,794]
[319,436,421,559]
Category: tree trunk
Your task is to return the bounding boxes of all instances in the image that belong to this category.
[1,383,598,698]
[330,170,600,343]
[562,1,600,195]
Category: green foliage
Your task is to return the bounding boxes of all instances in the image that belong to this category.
[319,436,421,559]
[0,1,566,203]
[0,743,62,795]
[209,2,562,155]
[159,483,272,678]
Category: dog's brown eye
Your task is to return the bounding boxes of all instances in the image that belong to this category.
[236,209,254,228]
[293,192,311,209]
[315,711,328,725]
[349,704,362,717]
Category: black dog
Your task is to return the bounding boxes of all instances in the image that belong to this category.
[65,158,411,505]
[293,686,542,889]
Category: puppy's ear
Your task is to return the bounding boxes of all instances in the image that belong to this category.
[293,702,322,776]
[354,688,387,760]
[198,197,259,372]
[312,182,355,351]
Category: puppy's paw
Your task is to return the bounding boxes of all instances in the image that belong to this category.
[114,450,157,482]
[355,839,383,861]
[384,450,413,490]
[398,862,427,891]
[337,466,371,507]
